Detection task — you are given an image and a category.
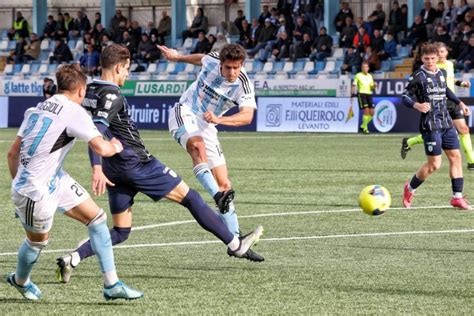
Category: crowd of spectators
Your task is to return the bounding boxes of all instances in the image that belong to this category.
[4,1,474,76]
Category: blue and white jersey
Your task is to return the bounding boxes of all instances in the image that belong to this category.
[179,51,257,117]
[12,94,101,201]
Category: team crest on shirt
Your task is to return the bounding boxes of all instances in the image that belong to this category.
[440,75,445,82]
[214,77,223,85]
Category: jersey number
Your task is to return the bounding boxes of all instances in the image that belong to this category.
[23,114,53,156]
[70,183,84,197]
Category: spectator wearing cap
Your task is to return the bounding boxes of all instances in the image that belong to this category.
[182,7,208,40]
[341,45,362,74]
[368,3,385,32]
[24,33,41,61]
[247,18,275,57]
[309,26,333,61]
[8,11,29,40]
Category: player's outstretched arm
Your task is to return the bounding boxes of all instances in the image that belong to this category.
[204,106,254,127]
[88,136,123,157]
[157,45,205,65]
[7,136,21,179]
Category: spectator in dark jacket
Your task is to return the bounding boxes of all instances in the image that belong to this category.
[432,25,451,45]
[157,10,171,45]
[42,15,57,40]
[340,16,357,48]
[92,23,108,43]
[75,10,91,36]
[309,27,333,61]
[50,38,73,64]
[247,18,276,57]
[191,31,211,54]
[371,29,385,53]
[368,3,386,31]
[237,19,253,48]
[110,9,128,40]
[401,15,427,47]
[420,1,437,25]
[388,1,403,39]
[341,46,362,74]
[120,31,136,55]
[457,35,474,72]
[258,5,271,25]
[233,10,246,34]
[290,32,312,61]
[7,36,26,64]
[55,13,67,39]
[293,16,312,43]
[260,31,290,62]
[182,7,209,40]
[334,2,354,33]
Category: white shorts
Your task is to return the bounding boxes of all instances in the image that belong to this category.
[168,104,226,169]
[12,172,89,233]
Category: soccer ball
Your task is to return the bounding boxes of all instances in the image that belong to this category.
[359,185,391,216]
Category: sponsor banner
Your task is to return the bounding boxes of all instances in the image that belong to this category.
[121,81,191,96]
[7,96,256,131]
[0,80,44,96]
[256,97,359,132]
[373,79,407,96]
[253,78,351,97]
[0,97,8,128]
[369,97,419,133]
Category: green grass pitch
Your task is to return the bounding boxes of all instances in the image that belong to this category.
[1,129,474,314]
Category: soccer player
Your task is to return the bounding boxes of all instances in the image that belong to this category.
[402,44,471,210]
[158,43,264,262]
[351,61,376,134]
[401,42,472,167]
[5,64,143,300]
[56,44,263,283]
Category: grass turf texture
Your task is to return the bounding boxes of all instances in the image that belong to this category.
[1,130,474,314]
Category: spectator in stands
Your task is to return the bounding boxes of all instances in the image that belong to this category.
[249,18,262,49]
[341,46,361,74]
[260,31,290,62]
[232,10,246,35]
[8,11,29,40]
[388,1,403,40]
[457,10,474,33]
[120,31,136,55]
[191,31,211,54]
[92,23,108,44]
[157,10,171,45]
[92,12,102,31]
[378,32,397,60]
[83,33,94,51]
[269,8,279,26]
[43,77,56,98]
[211,33,227,52]
[334,2,354,33]
[355,16,373,36]
[401,4,409,38]
[208,34,216,49]
[363,45,381,72]
[258,5,271,25]
[340,16,357,48]
[128,21,142,50]
[456,35,474,72]
[420,1,437,25]
[42,15,57,40]
[371,29,385,53]
[443,0,458,32]
[290,32,312,61]
[237,19,252,48]
[353,27,371,53]
[7,36,26,64]
[110,9,128,40]
[144,21,158,39]
[432,25,451,45]
[182,7,209,40]
[435,2,445,21]
[134,33,153,63]
[63,12,76,40]
[112,20,126,43]
[368,3,386,31]
[74,10,92,38]
[401,15,427,47]
[299,0,321,36]
[309,26,333,61]
[55,13,67,39]
[50,38,73,64]
[80,43,100,76]
[247,18,275,57]
[100,34,114,51]
[457,0,471,23]
[293,16,312,44]
[24,33,41,61]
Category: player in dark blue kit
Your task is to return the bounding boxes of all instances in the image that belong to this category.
[56,44,263,283]
[402,44,471,210]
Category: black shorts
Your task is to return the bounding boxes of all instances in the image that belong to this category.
[357,93,374,109]
[447,100,464,120]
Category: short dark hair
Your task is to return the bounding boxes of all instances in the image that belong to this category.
[421,44,438,56]
[56,64,87,93]
[219,44,246,63]
[100,44,130,69]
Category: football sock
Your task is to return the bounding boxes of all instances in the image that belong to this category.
[193,163,219,197]
[361,114,369,130]
[459,134,474,163]
[407,134,423,148]
[219,201,240,236]
[15,239,47,286]
[87,210,119,287]
[180,189,234,245]
[76,226,131,261]
[409,175,424,191]
[451,178,464,197]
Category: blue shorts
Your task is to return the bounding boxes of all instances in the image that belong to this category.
[422,127,459,156]
[104,158,182,214]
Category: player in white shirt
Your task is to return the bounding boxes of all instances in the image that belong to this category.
[6,64,143,301]
[159,44,264,262]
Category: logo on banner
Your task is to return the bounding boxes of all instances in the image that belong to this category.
[374,100,397,132]
[265,104,281,127]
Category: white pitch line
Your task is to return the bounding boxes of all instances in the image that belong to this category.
[1,228,473,257]
[131,205,453,231]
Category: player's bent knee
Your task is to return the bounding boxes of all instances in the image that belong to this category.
[112,226,131,243]
[87,208,107,226]
[458,125,470,135]
[26,238,49,251]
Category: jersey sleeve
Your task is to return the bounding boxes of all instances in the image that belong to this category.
[237,73,257,109]
[203,51,220,65]
[17,107,36,137]
[66,106,102,142]
[402,73,419,108]
[352,74,359,86]
[87,86,123,126]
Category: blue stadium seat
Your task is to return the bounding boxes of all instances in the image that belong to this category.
[381,60,391,72]
[252,60,264,73]
[1,29,7,39]
[333,60,343,73]
[399,46,410,58]
[157,61,168,73]
[39,51,49,61]
[49,40,56,50]
[30,63,40,74]
[309,61,325,75]
[289,61,305,75]
[170,62,185,74]
[47,63,58,74]
[270,61,284,74]
[8,40,16,50]
[12,63,22,74]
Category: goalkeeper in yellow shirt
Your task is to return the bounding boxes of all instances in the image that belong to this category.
[401,42,472,168]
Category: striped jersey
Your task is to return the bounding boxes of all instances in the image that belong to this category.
[403,66,460,132]
[179,51,257,117]
[13,94,101,201]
